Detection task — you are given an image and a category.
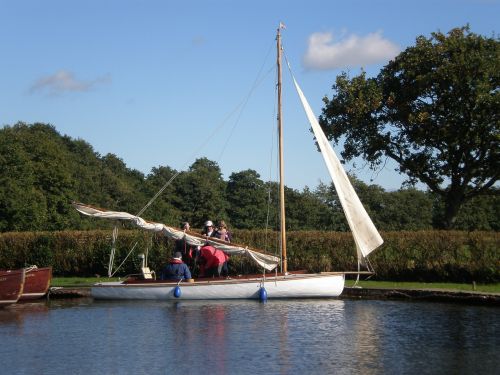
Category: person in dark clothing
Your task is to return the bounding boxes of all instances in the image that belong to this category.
[201,220,217,238]
[160,252,192,281]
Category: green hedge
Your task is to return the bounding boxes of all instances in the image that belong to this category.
[0,230,498,282]
[0,230,170,277]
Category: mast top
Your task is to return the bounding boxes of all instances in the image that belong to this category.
[277,22,286,38]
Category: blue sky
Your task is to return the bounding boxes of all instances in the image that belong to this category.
[1,0,498,191]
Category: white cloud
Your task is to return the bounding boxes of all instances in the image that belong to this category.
[29,70,111,95]
[303,31,400,70]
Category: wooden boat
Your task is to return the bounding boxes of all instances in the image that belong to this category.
[0,269,25,307]
[74,25,383,300]
[19,266,52,300]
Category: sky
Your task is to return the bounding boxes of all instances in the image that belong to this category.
[1,0,498,191]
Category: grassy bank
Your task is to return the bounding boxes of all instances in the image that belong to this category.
[345,280,500,293]
[51,277,500,293]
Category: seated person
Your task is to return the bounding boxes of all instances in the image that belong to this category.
[197,245,229,278]
[160,252,192,281]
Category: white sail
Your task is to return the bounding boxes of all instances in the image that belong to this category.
[72,202,280,271]
[291,77,384,259]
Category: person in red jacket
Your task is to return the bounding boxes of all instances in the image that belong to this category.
[198,245,229,278]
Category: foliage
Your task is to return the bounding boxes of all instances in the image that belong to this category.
[319,26,500,229]
[174,157,228,228]
[0,122,498,232]
[226,169,268,229]
[0,122,147,231]
[370,231,499,283]
[434,190,500,231]
[143,166,183,226]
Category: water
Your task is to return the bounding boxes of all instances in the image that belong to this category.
[0,298,498,375]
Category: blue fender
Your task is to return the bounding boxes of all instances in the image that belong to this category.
[259,286,267,302]
[174,285,181,298]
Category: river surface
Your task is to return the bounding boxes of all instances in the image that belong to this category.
[0,298,498,375]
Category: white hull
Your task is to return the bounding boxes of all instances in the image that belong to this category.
[91,273,345,300]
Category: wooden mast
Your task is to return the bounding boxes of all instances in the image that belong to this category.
[277,25,287,274]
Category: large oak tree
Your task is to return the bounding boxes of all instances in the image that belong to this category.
[319,26,499,228]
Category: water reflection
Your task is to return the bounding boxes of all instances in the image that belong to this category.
[0,300,49,327]
[346,301,383,374]
[278,301,290,375]
[0,298,498,375]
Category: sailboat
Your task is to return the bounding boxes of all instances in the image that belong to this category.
[73,25,383,300]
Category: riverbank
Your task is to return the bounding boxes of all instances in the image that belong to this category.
[342,287,499,306]
[47,286,499,306]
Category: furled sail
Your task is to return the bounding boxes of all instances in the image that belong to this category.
[73,202,279,271]
[291,77,384,260]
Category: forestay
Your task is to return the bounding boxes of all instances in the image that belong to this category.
[290,76,384,260]
[72,202,280,271]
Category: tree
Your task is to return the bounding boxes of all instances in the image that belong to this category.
[378,189,433,231]
[6,123,77,230]
[0,133,47,230]
[143,166,182,226]
[288,186,334,231]
[319,26,499,229]
[226,169,267,229]
[0,122,150,231]
[315,177,435,231]
[99,153,145,214]
[174,158,227,227]
[313,182,349,231]
[433,188,499,231]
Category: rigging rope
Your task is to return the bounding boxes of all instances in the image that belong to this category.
[216,66,274,163]
[136,40,277,218]
[144,234,153,267]
[108,225,119,277]
[110,241,139,278]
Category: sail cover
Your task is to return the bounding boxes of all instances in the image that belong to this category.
[73,202,279,271]
[291,78,384,259]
